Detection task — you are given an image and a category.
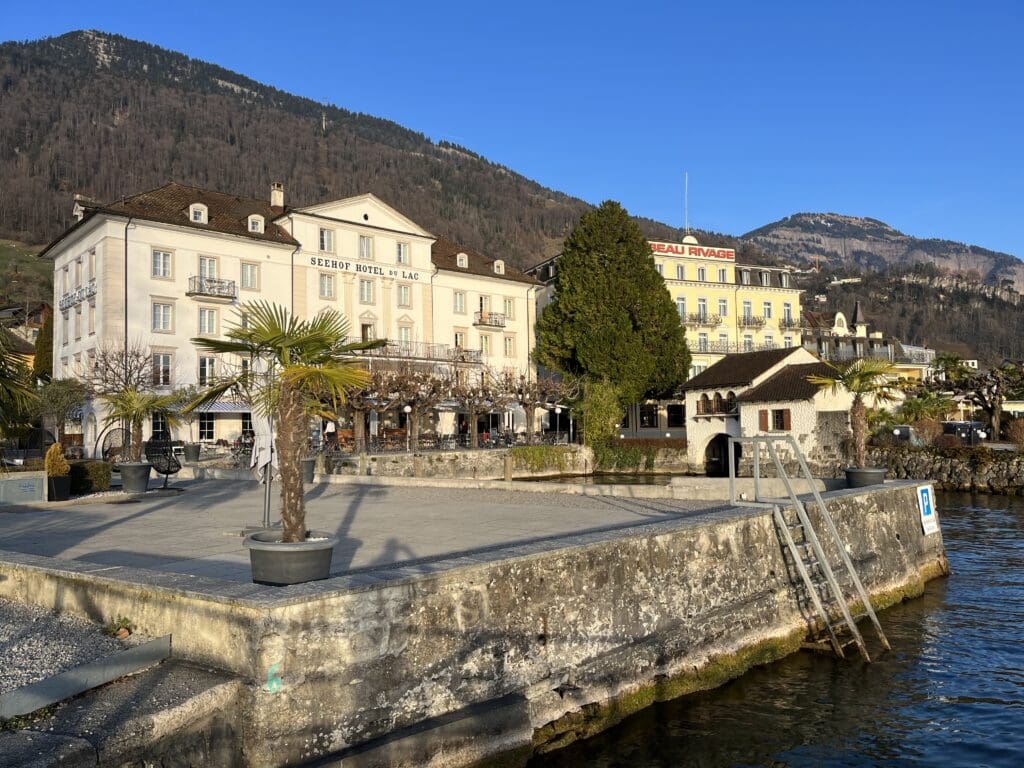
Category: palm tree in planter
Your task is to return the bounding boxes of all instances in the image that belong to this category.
[99,388,180,493]
[187,301,378,585]
[807,358,899,487]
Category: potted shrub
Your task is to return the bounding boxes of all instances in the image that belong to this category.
[808,358,898,488]
[99,388,179,494]
[174,386,202,462]
[187,301,380,585]
[44,442,71,501]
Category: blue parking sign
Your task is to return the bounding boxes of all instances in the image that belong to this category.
[918,486,939,535]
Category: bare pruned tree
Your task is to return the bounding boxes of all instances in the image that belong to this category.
[454,367,515,449]
[500,370,579,444]
[80,339,164,395]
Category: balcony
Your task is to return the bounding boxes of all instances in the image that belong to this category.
[694,341,781,355]
[187,276,237,300]
[473,311,506,328]
[345,338,483,364]
[778,317,802,330]
[739,315,767,328]
[683,313,723,328]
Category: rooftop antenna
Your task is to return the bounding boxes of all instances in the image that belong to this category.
[684,171,690,236]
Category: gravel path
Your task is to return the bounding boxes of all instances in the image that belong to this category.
[0,598,125,695]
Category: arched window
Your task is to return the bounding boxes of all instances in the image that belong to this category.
[726,391,737,412]
[713,392,724,413]
[699,394,710,415]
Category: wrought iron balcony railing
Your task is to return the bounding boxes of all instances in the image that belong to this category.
[683,313,723,328]
[345,338,483,364]
[473,311,507,328]
[739,315,767,328]
[778,317,802,330]
[187,276,237,300]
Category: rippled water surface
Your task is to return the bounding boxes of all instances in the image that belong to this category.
[530,492,1024,768]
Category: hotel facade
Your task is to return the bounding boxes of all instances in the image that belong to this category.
[41,183,539,453]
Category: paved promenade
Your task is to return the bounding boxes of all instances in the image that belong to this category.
[0,480,720,583]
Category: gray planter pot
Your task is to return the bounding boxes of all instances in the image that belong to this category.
[845,466,886,488]
[244,529,337,585]
[183,443,201,462]
[47,476,71,502]
[119,462,152,494]
[302,456,316,484]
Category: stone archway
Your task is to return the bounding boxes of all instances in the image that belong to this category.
[704,433,740,477]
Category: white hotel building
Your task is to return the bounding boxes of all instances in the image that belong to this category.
[41,182,539,453]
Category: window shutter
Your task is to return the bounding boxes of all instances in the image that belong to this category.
[783,409,792,431]
[759,410,768,431]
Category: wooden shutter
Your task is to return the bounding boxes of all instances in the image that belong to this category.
[759,409,768,431]
[782,409,792,431]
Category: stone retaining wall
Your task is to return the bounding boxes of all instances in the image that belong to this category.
[870,446,1024,494]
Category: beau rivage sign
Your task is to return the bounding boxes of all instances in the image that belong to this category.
[308,256,424,282]
[649,241,736,261]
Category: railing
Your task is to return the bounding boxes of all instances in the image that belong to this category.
[816,347,894,362]
[896,352,936,365]
[473,311,507,328]
[187,276,237,299]
[345,337,483,364]
[58,279,97,311]
[739,315,766,328]
[694,399,738,416]
[694,341,781,355]
[683,313,723,328]
[778,317,802,330]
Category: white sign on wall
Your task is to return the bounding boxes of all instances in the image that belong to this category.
[918,485,940,535]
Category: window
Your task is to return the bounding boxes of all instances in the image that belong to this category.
[61,312,69,344]
[743,335,754,351]
[760,271,770,287]
[781,273,790,288]
[241,359,250,376]
[87,302,95,334]
[742,300,752,319]
[457,252,468,268]
[504,336,515,357]
[358,235,373,260]
[697,267,707,281]
[480,334,491,355]
[199,414,215,441]
[319,273,335,300]
[198,356,216,385]
[503,297,515,319]
[763,302,773,319]
[398,326,412,346]
[152,249,172,278]
[718,332,729,345]
[397,284,412,307]
[655,263,663,275]
[248,215,264,233]
[199,307,217,334]
[764,334,774,347]
[741,270,751,285]
[676,265,684,280]
[74,258,82,287]
[718,298,728,317]
[493,260,505,275]
[361,323,375,342]
[783,302,793,322]
[667,404,685,428]
[639,405,659,428]
[698,332,709,352]
[479,295,491,313]
[760,408,791,431]
[199,256,217,279]
[190,204,207,223]
[319,228,334,253]
[718,268,727,283]
[152,303,172,332]
[88,249,95,279]
[454,330,466,348]
[242,412,253,434]
[396,242,409,264]
[63,267,69,292]
[153,354,172,387]
[241,263,259,290]
[676,298,686,319]
[152,413,169,440]
[74,307,82,340]
[359,279,374,303]
[697,298,707,319]
[784,336,793,348]
[453,291,466,314]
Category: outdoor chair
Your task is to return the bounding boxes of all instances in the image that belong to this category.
[144,440,182,489]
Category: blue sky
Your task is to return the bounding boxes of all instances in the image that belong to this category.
[5,1,1023,256]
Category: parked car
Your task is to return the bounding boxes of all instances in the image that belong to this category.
[941,421,988,446]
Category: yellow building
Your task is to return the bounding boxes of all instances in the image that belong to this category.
[650,235,803,376]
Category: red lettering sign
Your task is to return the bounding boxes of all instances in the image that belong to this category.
[648,241,735,261]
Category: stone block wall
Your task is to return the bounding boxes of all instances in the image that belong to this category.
[870,446,1024,494]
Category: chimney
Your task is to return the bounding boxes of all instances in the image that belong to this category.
[270,182,284,208]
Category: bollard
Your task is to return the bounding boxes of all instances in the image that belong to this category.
[504,453,513,482]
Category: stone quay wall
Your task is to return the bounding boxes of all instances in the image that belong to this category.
[0,482,946,767]
[870,446,1024,494]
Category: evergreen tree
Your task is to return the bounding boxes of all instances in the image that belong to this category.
[536,201,690,403]
[32,310,53,382]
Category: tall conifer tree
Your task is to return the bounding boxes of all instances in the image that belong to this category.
[536,201,690,403]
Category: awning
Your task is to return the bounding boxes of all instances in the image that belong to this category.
[194,402,251,414]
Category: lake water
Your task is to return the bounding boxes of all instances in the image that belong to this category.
[529,491,1024,768]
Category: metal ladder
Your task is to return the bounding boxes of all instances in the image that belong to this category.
[727,435,890,661]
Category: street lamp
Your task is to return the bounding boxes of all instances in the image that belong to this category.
[403,404,412,451]
[554,406,562,442]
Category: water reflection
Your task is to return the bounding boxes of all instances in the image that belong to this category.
[529,492,1024,768]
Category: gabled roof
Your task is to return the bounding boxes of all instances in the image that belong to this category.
[735,362,834,403]
[41,182,298,257]
[294,193,434,238]
[801,310,837,329]
[0,327,34,356]
[431,237,540,286]
[681,347,801,391]
[850,300,867,326]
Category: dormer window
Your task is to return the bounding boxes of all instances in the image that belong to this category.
[493,259,505,275]
[189,203,208,224]
[759,271,770,286]
[248,214,264,234]
[456,252,468,268]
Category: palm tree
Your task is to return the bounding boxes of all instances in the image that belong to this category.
[934,353,969,384]
[99,388,180,462]
[187,302,377,543]
[0,331,37,432]
[807,358,899,469]
[899,390,954,423]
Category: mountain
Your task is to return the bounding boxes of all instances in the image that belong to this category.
[744,213,1024,290]
[0,30,681,267]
